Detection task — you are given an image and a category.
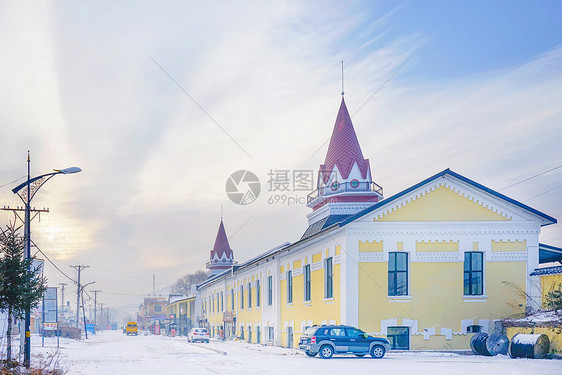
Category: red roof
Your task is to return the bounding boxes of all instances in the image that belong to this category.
[210,220,234,260]
[320,98,370,183]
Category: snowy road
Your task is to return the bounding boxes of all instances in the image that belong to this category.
[32,330,561,375]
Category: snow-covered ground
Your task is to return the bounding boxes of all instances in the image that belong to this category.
[29,330,560,375]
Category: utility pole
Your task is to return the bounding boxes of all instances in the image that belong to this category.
[92,290,101,333]
[69,265,89,328]
[59,283,67,324]
[98,303,105,330]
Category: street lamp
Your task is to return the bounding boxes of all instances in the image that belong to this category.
[80,281,95,339]
[11,152,81,368]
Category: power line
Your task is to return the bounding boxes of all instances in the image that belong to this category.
[147,54,254,161]
[89,265,172,286]
[500,164,562,191]
[31,240,76,283]
[0,175,26,189]
[525,183,562,202]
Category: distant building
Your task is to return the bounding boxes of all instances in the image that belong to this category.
[194,96,560,350]
[137,297,167,332]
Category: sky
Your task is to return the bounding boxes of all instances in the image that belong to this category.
[0,0,561,312]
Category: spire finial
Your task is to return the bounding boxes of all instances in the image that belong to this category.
[341,61,345,96]
[220,203,223,221]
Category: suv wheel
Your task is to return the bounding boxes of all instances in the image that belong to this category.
[305,351,317,357]
[320,345,334,359]
[370,345,385,359]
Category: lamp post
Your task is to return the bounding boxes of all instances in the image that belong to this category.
[12,152,81,368]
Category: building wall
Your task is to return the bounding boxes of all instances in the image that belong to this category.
[195,175,548,351]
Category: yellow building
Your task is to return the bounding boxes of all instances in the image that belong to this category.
[166,294,196,336]
[195,97,558,350]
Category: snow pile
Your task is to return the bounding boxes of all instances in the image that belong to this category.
[506,310,562,324]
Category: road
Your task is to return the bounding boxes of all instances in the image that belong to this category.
[31,330,561,375]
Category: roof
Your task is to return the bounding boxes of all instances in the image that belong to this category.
[210,220,234,260]
[320,98,370,183]
[530,265,562,276]
[539,243,562,264]
[301,215,350,240]
[341,168,557,227]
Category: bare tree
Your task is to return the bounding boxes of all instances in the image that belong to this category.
[171,270,208,294]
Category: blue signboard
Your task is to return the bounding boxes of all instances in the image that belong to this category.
[86,324,95,334]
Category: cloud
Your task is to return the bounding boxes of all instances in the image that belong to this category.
[0,1,560,309]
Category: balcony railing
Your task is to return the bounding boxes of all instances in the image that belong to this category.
[307,180,383,204]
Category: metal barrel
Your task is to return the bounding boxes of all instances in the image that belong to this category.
[508,333,550,359]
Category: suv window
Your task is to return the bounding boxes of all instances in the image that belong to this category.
[329,328,346,337]
[345,328,364,339]
[303,327,316,336]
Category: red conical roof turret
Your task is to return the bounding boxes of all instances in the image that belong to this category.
[210,220,233,260]
[320,98,370,183]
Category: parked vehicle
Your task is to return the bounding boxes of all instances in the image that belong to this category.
[298,325,391,359]
[188,327,210,343]
[126,321,138,336]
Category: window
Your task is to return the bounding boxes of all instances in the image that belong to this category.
[268,276,273,305]
[464,252,483,295]
[388,252,408,296]
[287,270,293,303]
[304,264,311,301]
[467,325,482,333]
[248,326,252,343]
[329,327,346,336]
[154,305,162,313]
[220,292,224,312]
[248,282,252,308]
[257,326,261,344]
[240,325,244,339]
[325,257,333,299]
[231,289,235,310]
[256,280,261,307]
[387,327,409,350]
[212,296,215,313]
[345,328,365,339]
[240,285,244,309]
[269,326,274,340]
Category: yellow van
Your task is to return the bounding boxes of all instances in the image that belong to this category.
[126,321,138,336]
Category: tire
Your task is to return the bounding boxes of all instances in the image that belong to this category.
[355,353,366,357]
[319,345,334,359]
[206,340,210,343]
[370,345,385,359]
[305,351,317,357]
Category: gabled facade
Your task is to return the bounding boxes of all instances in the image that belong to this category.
[194,97,557,350]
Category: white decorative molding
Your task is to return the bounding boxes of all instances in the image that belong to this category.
[488,252,527,262]
[358,252,385,262]
[311,261,323,272]
[293,268,303,277]
[423,327,435,340]
[479,319,489,334]
[459,319,473,335]
[402,318,418,335]
[381,319,397,335]
[412,252,462,262]
[334,255,341,265]
[440,327,452,340]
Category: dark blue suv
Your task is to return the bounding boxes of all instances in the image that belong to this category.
[298,325,391,359]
